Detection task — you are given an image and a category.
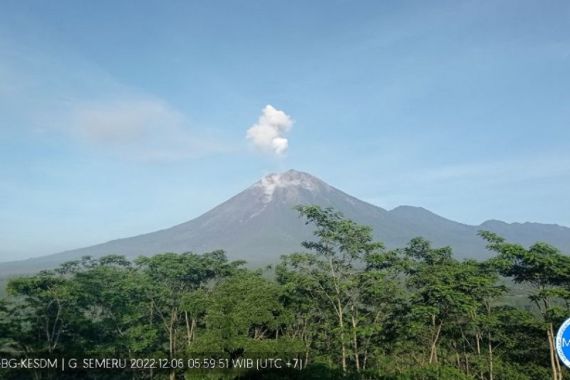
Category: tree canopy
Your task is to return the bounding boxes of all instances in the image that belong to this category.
[0,206,568,379]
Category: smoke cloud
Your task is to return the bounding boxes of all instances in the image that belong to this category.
[246,105,293,155]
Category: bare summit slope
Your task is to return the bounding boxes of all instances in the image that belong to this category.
[2,169,570,274]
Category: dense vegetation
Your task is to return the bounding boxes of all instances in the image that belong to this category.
[1,205,570,379]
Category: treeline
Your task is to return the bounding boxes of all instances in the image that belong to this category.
[1,205,570,380]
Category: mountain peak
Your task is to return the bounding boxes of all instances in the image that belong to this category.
[254,170,326,203]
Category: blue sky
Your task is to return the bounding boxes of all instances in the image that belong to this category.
[1,0,569,261]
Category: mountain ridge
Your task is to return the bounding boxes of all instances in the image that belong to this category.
[2,169,569,275]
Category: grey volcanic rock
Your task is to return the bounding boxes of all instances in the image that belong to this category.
[2,169,570,275]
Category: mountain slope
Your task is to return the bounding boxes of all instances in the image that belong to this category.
[2,169,570,275]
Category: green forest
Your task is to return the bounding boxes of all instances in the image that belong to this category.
[1,205,569,380]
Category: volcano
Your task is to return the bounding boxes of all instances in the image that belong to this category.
[3,169,570,274]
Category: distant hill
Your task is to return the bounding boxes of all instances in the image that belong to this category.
[2,169,570,275]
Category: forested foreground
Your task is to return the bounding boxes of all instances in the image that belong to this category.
[1,206,570,380]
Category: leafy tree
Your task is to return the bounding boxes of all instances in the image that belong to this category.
[400,239,473,365]
[278,205,391,373]
[68,255,152,357]
[395,237,506,380]
[481,231,570,380]
[134,250,241,379]
[202,270,291,355]
[7,270,72,356]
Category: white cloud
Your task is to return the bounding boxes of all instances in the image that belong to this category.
[73,99,182,144]
[0,40,235,163]
[246,105,293,156]
[70,98,232,162]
